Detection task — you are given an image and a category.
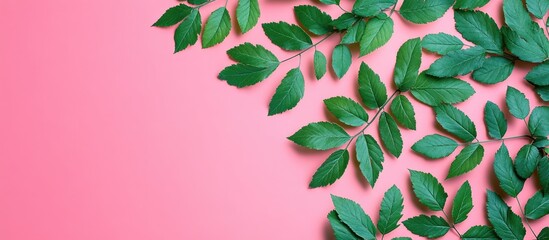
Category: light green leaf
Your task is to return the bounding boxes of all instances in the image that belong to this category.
[402,215,450,238]
[454,10,503,54]
[359,13,393,56]
[447,143,484,178]
[379,112,403,158]
[262,22,312,51]
[202,7,231,48]
[294,5,333,35]
[539,157,549,193]
[501,26,549,63]
[268,68,305,115]
[484,101,507,139]
[411,72,475,106]
[288,122,351,150]
[356,134,384,187]
[528,0,549,18]
[486,190,526,240]
[409,170,447,211]
[314,50,327,80]
[505,86,530,120]
[324,97,368,127]
[352,0,397,17]
[525,191,549,220]
[472,56,514,84]
[341,20,366,44]
[327,210,361,240]
[152,4,192,27]
[494,144,524,197]
[412,134,458,159]
[526,61,549,86]
[394,38,421,91]
[514,144,540,179]
[390,95,416,130]
[332,44,352,78]
[435,104,477,142]
[358,62,387,109]
[174,9,201,53]
[331,195,377,239]
[227,43,279,68]
[377,185,404,234]
[462,225,499,240]
[421,33,463,55]
[399,0,454,24]
[330,13,358,30]
[452,181,473,224]
[426,46,486,77]
[454,0,490,9]
[310,150,349,188]
[218,64,277,88]
[236,0,260,34]
[529,106,549,137]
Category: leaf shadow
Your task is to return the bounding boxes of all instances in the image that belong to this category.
[323,221,336,240]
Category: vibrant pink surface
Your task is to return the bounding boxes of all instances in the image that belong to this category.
[0,0,546,239]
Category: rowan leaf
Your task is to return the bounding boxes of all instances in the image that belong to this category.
[435,104,477,142]
[314,50,327,79]
[356,135,384,187]
[268,68,305,115]
[377,185,404,234]
[262,22,312,51]
[411,72,475,106]
[484,101,507,139]
[390,95,416,130]
[236,0,260,33]
[399,0,453,24]
[379,112,403,158]
[288,122,351,150]
[421,33,463,55]
[526,61,549,86]
[505,86,530,120]
[330,13,358,30]
[331,195,377,239]
[324,97,368,127]
[402,215,450,238]
[452,181,473,224]
[426,46,486,77]
[486,190,526,240]
[494,144,524,197]
[539,157,549,193]
[447,143,484,178]
[409,170,447,211]
[153,4,192,27]
[527,0,549,18]
[454,10,503,54]
[528,106,549,137]
[327,210,361,240]
[454,0,490,9]
[294,5,333,35]
[501,26,549,63]
[394,38,421,91]
[359,13,393,56]
[514,144,540,179]
[310,150,349,188]
[472,56,514,84]
[174,9,201,53]
[202,7,231,48]
[412,134,458,159]
[341,20,366,44]
[218,64,277,88]
[352,0,397,17]
[524,191,549,220]
[462,225,499,240]
[358,62,388,109]
[332,44,352,78]
[226,43,279,68]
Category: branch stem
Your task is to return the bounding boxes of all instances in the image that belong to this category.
[458,135,533,146]
[516,197,538,239]
[442,210,462,238]
[279,32,335,64]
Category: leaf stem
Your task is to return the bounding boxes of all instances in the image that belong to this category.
[195,0,216,9]
[516,197,538,239]
[336,3,350,13]
[389,4,398,17]
[441,209,462,238]
[458,135,533,146]
[279,32,336,64]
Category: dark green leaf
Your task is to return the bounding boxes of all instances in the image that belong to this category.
[504,0,537,35]
[377,185,404,234]
[332,44,352,78]
[352,0,397,17]
[494,144,524,197]
[324,97,368,127]
[539,157,549,193]
[412,134,458,159]
[533,137,549,148]
[379,112,403,158]
[484,101,507,139]
[288,122,351,150]
[330,13,358,30]
[188,0,208,4]
[331,195,377,239]
[528,0,549,18]
[539,227,549,240]
[514,144,540,179]
[410,72,475,106]
[390,95,416,130]
[421,33,463,55]
[341,20,366,44]
[435,104,477,142]
[310,150,349,188]
[391,238,412,240]
[227,43,279,68]
[472,56,514,84]
[536,86,549,101]
[426,46,486,77]
[409,170,447,211]
[218,64,277,88]
[452,181,473,224]
[501,26,549,63]
[359,13,393,56]
[399,0,453,24]
[314,50,327,80]
[262,22,312,51]
[526,61,549,86]
[525,191,549,220]
[319,0,340,5]
[454,10,503,54]
[358,62,387,109]
[462,225,499,240]
[202,7,231,48]
[394,38,421,91]
[505,86,530,120]
[402,215,450,238]
[486,190,526,240]
[236,0,260,34]
[447,143,484,178]
[268,68,305,115]
[327,210,361,240]
[153,4,192,27]
[529,106,549,137]
[174,9,201,53]
[454,0,490,9]
[294,5,333,35]
[356,134,384,187]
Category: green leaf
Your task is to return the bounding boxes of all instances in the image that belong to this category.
[377,185,404,234]
[472,56,514,84]
[529,106,549,137]
[526,61,549,86]
[421,33,463,55]
[330,13,358,30]
[218,64,277,88]
[525,191,549,220]
[447,143,484,178]
[399,0,454,24]
[331,195,377,240]
[319,0,340,4]
[454,10,503,54]
[410,72,475,106]
[202,7,231,48]
[409,170,447,211]
[504,0,537,35]
[352,0,397,17]
[462,225,499,240]
[379,112,403,158]
[452,181,473,224]
[394,38,421,91]
[314,50,327,80]
[503,0,549,56]
[327,210,361,240]
[356,134,384,187]
[294,5,333,35]
[539,227,549,240]
[501,26,549,63]
[324,97,368,127]
[536,86,549,101]
[435,104,477,142]
[412,134,458,159]
[310,150,349,188]
[391,237,412,240]
[486,190,526,240]
[484,101,507,139]
[268,68,305,115]
[288,122,351,150]
[236,0,260,34]
[390,95,416,130]
[426,46,486,77]
[402,215,450,238]
[514,144,540,179]
[505,86,530,120]
[358,62,387,109]
[494,144,524,197]
[359,13,393,56]
[153,4,192,27]
[539,157,549,193]
[174,9,201,53]
[262,22,312,51]
[332,44,352,78]
[341,20,366,44]
[227,43,279,68]
[454,0,490,9]
[528,0,549,18]
[533,137,549,148]
[188,0,208,4]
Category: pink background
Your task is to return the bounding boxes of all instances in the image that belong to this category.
[0,0,546,239]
